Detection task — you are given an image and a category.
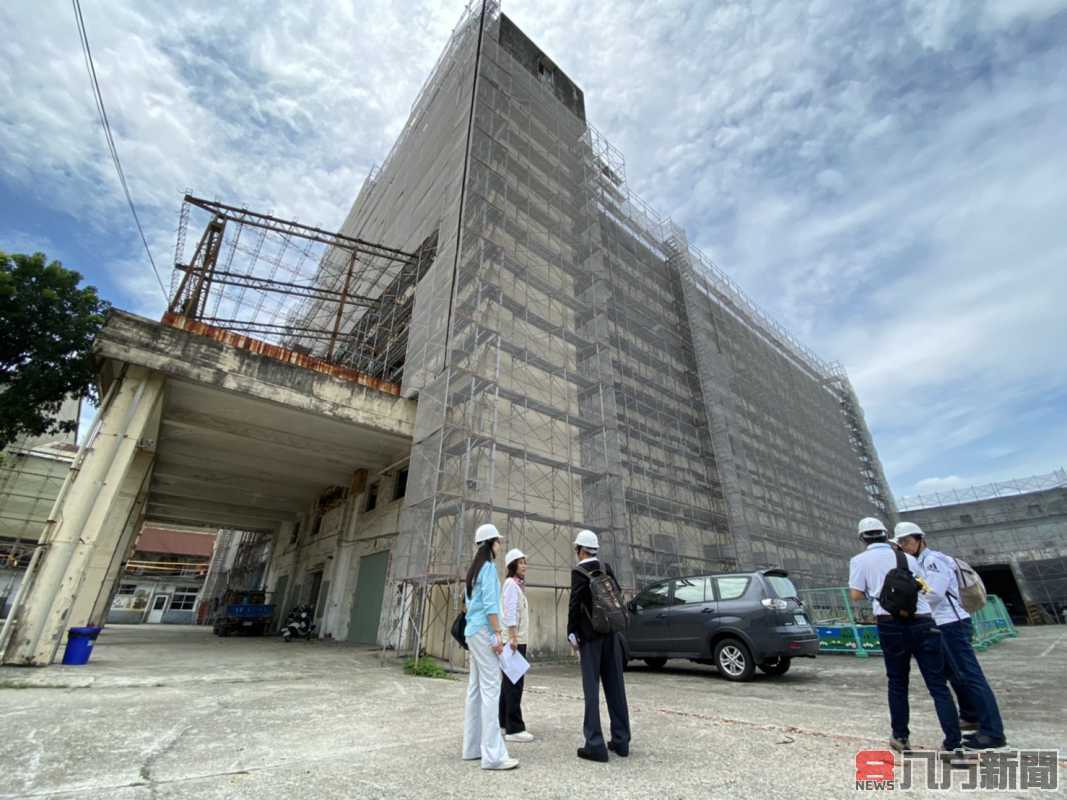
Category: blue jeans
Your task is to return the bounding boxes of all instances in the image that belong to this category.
[940,619,1004,739]
[877,617,961,750]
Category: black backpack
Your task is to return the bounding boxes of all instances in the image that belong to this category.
[878,550,920,621]
[578,563,630,634]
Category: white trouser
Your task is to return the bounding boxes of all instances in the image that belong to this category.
[462,627,510,767]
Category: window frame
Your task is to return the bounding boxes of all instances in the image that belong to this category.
[634,581,671,609]
[670,576,710,606]
[169,591,198,611]
[714,576,751,601]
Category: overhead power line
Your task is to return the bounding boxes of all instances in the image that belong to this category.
[71,0,168,301]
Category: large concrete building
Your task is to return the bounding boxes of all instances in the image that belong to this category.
[2,3,893,664]
[899,470,1067,625]
[278,3,893,655]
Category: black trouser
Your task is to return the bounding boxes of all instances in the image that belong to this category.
[877,616,961,750]
[579,633,630,755]
[498,643,527,734]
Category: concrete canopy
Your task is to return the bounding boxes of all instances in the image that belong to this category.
[95,310,417,532]
[147,379,411,531]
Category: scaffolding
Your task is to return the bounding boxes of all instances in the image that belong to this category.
[0,436,78,618]
[897,468,1067,512]
[169,195,436,388]
[328,2,894,659]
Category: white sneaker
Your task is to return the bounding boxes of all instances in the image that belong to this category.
[505,731,534,743]
[483,758,519,770]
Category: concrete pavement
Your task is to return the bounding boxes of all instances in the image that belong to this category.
[0,624,1064,799]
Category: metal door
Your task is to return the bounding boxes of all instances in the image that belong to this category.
[347,551,389,644]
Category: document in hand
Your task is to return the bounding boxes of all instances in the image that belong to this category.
[498,646,530,684]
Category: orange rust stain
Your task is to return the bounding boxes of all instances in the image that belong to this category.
[161,313,401,396]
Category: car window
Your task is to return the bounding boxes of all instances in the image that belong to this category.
[715,576,750,600]
[635,583,671,608]
[671,577,709,605]
[765,575,799,599]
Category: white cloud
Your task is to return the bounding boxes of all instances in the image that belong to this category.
[912,475,970,496]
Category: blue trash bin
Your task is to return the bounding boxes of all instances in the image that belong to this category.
[62,626,103,665]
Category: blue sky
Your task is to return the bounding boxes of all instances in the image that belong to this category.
[1,0,1065,500]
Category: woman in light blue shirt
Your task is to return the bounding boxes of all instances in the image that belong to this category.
[461,523,518,770]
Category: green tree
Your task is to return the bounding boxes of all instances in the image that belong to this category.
[0,251,109,449]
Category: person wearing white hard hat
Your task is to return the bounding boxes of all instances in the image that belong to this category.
[848,517,967,764]
[894,522,1007,750]
[461,523,518,770]
[498,548,533,742]
[568,529,631,762]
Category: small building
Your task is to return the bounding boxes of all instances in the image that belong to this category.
[107,527,215,624]
[898,469,1067,624]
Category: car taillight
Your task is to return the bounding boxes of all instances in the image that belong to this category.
[761,598,787,610]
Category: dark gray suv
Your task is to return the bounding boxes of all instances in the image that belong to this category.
[621,569,819,681]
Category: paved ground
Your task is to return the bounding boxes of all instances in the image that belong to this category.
[0,624,1064,799]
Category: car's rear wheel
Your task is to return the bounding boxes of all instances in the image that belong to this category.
[643,657,667,669]
[714,638,755,681]
[758,656,792,676]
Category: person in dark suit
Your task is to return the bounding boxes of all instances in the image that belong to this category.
[568,529,631,762]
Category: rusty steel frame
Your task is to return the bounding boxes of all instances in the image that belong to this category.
[167,195,436,385]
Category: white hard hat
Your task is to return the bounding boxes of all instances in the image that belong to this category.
[857,517,887,536]
[573,529,599,550]
[893,521,925,544]
[505,548,526,567]
[475,523,501,544]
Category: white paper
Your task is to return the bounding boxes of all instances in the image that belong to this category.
[498,646,530,684]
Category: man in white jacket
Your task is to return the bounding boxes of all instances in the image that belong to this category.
[894,522,1007,751]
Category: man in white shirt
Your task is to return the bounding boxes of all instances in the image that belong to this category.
[894,522,1006,750]
[848,517,962,757]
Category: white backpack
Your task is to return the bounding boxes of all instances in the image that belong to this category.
[953,557,987,613]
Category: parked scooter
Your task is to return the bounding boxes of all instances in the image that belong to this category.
[281,604,316,642]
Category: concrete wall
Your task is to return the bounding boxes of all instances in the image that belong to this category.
[264,468,408,644]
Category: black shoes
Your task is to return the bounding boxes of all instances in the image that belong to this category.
[577,747,609,763]
[964,734,1008,750]
[608,741,629,757]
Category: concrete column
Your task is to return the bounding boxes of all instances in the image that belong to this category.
[1008,555,1036,605]
[4,367,164,665]
[322,490,365,640]
[84,458,153,627]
